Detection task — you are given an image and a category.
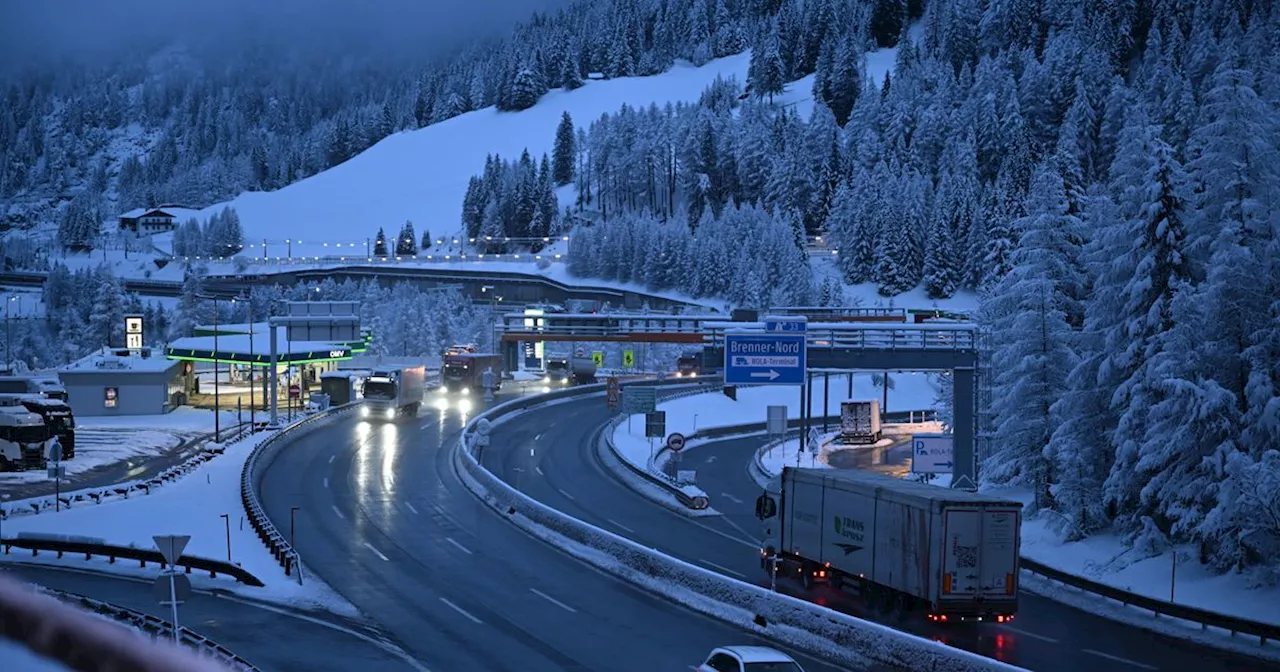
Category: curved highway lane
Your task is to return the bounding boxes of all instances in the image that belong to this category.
[485,393,1278,672]
[0,564,417,671]
[259,389,864,672]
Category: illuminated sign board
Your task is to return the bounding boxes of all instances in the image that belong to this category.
[104,387,118,408]
[124,314,144,350]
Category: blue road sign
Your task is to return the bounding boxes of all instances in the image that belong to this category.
[763,316,808,333]
[724,333,807,385]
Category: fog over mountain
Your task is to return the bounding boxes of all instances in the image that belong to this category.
[0,0,571,70]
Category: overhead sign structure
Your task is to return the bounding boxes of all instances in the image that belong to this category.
[911,433,956,475]
[724,333,807,386]
[763,316,808,333]
[622,350,635,368]
[666,432,687,453]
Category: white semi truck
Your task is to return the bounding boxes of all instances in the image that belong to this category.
[757,467,1023,623]
[838,400,881,444]
[360,366,426,420]
[544,355,597,385]
[0,405,53,471]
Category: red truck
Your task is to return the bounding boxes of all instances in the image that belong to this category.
[442,353,504,393]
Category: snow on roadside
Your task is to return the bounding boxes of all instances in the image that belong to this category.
[0,639,71,671]
[76,407,241,433]
[611,373,938,475]
[0,426,359,617]
[0,430,182,484]
[902,477,1280,639]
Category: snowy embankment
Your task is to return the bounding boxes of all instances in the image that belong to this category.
[0,425,356,615]
[610,373,939,474]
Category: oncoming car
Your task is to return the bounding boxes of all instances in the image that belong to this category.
[695,646,806,672]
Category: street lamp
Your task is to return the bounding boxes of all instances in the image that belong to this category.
[480,285,501,353]
[195,294,222,437]
[4,295,16,368]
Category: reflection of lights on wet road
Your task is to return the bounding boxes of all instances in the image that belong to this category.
[540,385,551,393]
[380,422,398,492]
[433,397,450,412]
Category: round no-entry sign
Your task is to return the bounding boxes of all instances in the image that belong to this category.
[666,432,687,452]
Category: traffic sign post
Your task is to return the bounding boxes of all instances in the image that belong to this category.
[153,535,191,644]
[724,333,807,386]
[622,350,635,368]
[48,438,64,511]
[806,427,822,452]
[606,377,621,409]
[911,433,956,475]
[665,432,686,453]
[592,351,604,367]
[645,411,666,438]
[766,405,787,437]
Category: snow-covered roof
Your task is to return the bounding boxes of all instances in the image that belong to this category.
[193,321,271,336]
[118,205,204,222]
[167,327,352,363]
[59,349,180,374]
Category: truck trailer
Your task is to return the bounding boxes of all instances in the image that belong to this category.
[757,467,1022,623]
[544,355,597,385]
[838,400,881,444]
[441,353,504,393]
[360,366,426,420]
[0,394,75,459]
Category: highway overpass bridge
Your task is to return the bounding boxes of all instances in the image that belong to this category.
[496,309,983,487]
[1,266,710,311]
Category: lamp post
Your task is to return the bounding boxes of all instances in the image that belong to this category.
[4,295,16,368]
[480,285,500,354]
[245,294,256,430]
[196,294,222,437]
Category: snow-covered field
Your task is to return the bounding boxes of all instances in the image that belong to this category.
[76,407,240,433]
[0,427,357,616]
[0,429,182,485]
[611,373,939,473]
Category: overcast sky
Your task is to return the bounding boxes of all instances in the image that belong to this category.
[0,0,569,67]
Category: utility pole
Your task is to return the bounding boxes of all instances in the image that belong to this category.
[196,294,222,437]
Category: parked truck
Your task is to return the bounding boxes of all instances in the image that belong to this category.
[0,405,53,471]
[0,376,68,402]
[544,355,597,385]
[0,394,75,459]
[838,400,881,444]
[756,467,1022,623]
[360,366,426,420]
[441,353,504,393]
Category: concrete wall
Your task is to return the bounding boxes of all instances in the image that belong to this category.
[60,365,181,417]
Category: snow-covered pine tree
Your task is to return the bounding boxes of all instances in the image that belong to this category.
[982,163,1081,510]
[373,228,389,257]
[420,229,432,251]
[396,222,417,255]
[553,112,576,186]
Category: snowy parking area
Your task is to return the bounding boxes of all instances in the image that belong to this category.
[0,430,183,484]
[0,427,357,615]
[611,373,939,473]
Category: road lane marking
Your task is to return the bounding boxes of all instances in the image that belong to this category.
[331,505,345,520]
[699,558,746,578]
[1081,650,1157,670]
[362,543,389,562]
[405,502,419,515]
[323,477,329,489]
[605,518,635,533]
[530,588,577,613]
[557,488,576,501]
[719,492,743,504]
[445,537,472,555]
[439,597,483,624]
[719,516,764,548]
[328,455,335,464]
[535,466,544,476]
[1000,625,1058,643]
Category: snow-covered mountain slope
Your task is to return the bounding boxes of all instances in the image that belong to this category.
[200,41,903,260]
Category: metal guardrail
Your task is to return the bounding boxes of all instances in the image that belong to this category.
[240,404,360,578]
[39,584,260,670]
[0,423,251,522]
[0,574,244,672]
[0,535,263,587]
[744,430,1280,648]
[1020,558,1280,645]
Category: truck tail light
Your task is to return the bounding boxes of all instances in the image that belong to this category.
[1005,573,1014,595]
[943,574,952,594]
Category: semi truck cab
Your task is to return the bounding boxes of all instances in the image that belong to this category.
[0,406,52,471]
[0,394,75,459]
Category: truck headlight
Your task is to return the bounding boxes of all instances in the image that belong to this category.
[461,387,470,395]
[385,408,395,419]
